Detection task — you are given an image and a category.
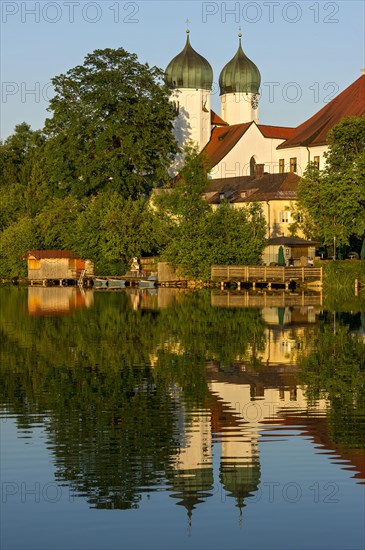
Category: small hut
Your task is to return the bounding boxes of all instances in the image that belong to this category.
[262,237,319,267]
[22,250,94,283]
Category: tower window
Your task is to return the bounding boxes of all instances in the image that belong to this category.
[290,158,297,173]
[250,156,256,177]
[279,159,285,173]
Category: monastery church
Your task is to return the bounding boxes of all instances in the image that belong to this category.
[165,30,365,239]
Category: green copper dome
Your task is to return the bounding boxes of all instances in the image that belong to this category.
[219,35,261,96]
[165,31,213,90]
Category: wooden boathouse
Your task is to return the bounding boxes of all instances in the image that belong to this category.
[211,265,323,289]
[22,250,94,286]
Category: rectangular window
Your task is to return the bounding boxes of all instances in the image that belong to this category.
[279,159,285,173]
[279,210,291,223]
[313,156,320,169]
[28,259,40,270]
[290,158,297,173]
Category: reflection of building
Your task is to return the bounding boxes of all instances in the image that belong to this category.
[168,396,213,525]
[28,287,93,316]
[260,305,317,366]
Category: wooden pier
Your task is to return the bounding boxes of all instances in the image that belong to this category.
[211,265,323,289]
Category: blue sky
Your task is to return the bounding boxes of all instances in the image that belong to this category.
[1,0,364,140]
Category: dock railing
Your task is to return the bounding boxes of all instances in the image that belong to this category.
[211,265,323,283]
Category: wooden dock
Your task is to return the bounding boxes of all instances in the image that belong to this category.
[211,265,323,289]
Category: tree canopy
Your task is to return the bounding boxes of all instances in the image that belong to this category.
[296,116,365,250]
[155,146,267,279]
[44,48,178,198]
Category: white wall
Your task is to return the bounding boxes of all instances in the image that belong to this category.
[220,92,259,125]
[209,124,286,179]
[170,87,211,152]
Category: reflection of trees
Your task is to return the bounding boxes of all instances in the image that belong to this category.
[0,288,267,510]
[298,324,365,448]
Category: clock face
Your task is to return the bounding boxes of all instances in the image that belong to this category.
[251,94,259,110]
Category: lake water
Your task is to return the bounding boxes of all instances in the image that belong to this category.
[1,286,364,550]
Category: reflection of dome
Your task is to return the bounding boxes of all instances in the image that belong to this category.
[220,461,261,511]
[219,34,261,95]
[169,467,214,524]
[165,31,213,90]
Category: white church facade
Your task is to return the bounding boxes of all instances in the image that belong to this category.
[165,30,365,240]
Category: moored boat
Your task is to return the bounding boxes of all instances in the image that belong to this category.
[93,278,108,288]
[138,274,158,288]
[107,279,126,288]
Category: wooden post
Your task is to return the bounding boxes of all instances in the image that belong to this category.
[302,267,305,282]
[237,281,241,290]
[355,279,358,296]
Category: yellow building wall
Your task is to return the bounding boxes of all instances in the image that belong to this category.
[212,199,303,239]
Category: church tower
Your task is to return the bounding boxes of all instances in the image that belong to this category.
[219,32,261,125]
[165,30,213,151]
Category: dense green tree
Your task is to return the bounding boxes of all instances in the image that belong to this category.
[70,191,162,275]
[36,196,81,249]
[24,162,50,217]
[44,48,178,198]
[0,124,46,229]
[0,216,40,277]
[296,116,365,249]
[156,147,266,279]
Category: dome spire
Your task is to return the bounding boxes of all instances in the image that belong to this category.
[165,30,213,90]
[219,33,261,95]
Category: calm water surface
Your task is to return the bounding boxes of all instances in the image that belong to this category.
[1,286,364,550]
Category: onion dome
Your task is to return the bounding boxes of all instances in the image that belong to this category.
[219,33,261,96]
[165,30,213,90]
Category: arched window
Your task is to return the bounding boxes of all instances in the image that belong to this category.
[250,156,256,177]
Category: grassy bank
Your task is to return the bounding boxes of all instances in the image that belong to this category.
[321,260,365,311]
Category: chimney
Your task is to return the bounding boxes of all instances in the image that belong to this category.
[255,164,265,178]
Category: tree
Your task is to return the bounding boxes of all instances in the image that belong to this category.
[44,48,178,199]
[296,116,365,250]
[70,191,161,275]
[0,124,46,229]
[156,147,266,279]
[36,196,81,249]
[0,216,40,277]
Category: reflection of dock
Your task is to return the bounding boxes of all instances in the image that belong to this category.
[211,290,322,309]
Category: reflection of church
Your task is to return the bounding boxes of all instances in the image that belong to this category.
[165,30,365,237]
[166,364,329,525]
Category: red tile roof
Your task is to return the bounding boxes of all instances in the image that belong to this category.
[23,250,80,260]
[202,122,253,168]
[278,74,365,149]
[210,110,228,126]
[257,124,295,140]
